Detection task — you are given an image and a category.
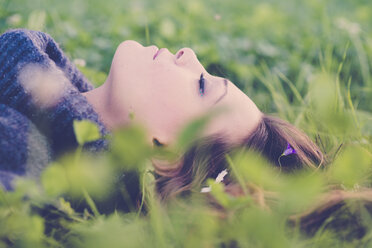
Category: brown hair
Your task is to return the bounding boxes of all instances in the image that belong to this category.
[153,114,325,200]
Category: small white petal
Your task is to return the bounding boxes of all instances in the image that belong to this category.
[18,63,70,108]
[201,186,211,193]
[73,58,86,67]
[215,169,228,183]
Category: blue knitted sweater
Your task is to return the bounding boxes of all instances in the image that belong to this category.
[0,29,109,190]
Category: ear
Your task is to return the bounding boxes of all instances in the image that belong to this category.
[150,156,184,174]
[152,137,165,147]
[151,137,184,171]
[151,131,173,147]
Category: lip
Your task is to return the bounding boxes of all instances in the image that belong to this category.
[153,48,165,60]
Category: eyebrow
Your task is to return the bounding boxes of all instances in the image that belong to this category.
[213,79,228,105]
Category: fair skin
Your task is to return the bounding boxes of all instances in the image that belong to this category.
[82,40,262,148]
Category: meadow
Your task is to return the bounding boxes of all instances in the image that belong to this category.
[1,0,372,247]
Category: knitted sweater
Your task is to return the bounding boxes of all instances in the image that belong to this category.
[0,29,109,190]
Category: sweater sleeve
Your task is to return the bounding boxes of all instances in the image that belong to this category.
[0,29,110,160]
[0,103,52,190]
[0,28,94,96]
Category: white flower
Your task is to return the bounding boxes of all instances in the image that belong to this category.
[201,187,211,193]
[336,17,361,36]
[18,63,70,108]
[214,14,221,21]
[201,169,228,193]
[7,14,22,26]
[215,169,228,183]
[73,58,86,67]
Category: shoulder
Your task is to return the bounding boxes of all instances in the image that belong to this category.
[0,28,49,40]
[0,28,94,94]
[0,104,51,185]
[0,28,51,57]
[0,104,31,176]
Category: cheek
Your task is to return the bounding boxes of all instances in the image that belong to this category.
[150,73,201,116]
[109,47,205,138]
[136,78,204,137]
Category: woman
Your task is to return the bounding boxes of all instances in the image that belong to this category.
[0,29,109,190]
[0,29,324,198]
[81,40,325,199]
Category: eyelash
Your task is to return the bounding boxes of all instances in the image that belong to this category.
[199,73,205,96]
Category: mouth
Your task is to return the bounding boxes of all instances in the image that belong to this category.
[153,48,160,60]
[153,48,166,60]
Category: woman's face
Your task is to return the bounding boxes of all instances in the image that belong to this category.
[106,40,262,146]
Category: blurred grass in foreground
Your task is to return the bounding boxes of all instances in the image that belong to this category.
[1,0,372,247]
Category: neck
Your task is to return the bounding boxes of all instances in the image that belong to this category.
[82,81,130,131]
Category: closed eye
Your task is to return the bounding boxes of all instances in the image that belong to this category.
[199,73,205,96]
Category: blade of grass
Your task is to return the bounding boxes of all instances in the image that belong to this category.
[225,154,248,196]
[275,69,304,105]
[82,188,100,217]
[347,76,361,134]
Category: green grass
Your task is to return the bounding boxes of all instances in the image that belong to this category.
[1,0,372,247]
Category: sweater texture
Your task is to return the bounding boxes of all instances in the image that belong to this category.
[0,29,109,190]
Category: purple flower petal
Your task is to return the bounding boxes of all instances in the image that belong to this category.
[282,143,296,156]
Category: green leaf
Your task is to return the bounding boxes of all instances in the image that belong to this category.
[73,120,101,145]
[329,145,372,188]
[77,66,107,87]
[278,171,325,213]
[176,107,228,150]
[229,148,281,190]
[41,155,114,198]
[58,197,76,216]
[208,179,230,208]
[27,10,46,30]
[41,162,69,196]
[110,124,151,169]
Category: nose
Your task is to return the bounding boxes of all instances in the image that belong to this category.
[175,47,196,65]
[175,47,206,73]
